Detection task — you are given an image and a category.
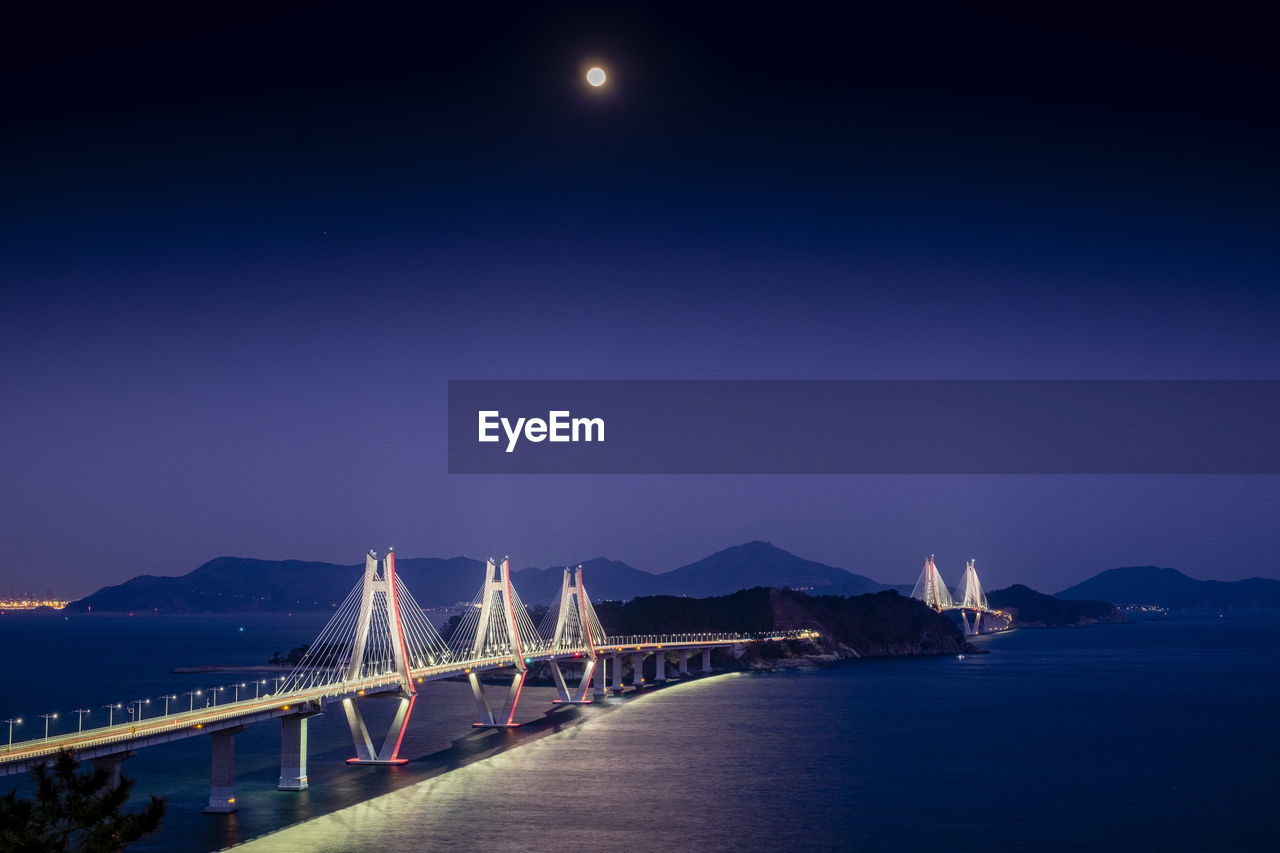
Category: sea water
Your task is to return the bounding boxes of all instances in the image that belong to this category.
[1,611,1276,851]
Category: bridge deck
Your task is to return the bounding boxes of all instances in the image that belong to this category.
[0,633,813,775]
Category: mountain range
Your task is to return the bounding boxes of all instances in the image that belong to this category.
[66,548,1280,614]
[67,541,884,613]
[1057,566,1280,610]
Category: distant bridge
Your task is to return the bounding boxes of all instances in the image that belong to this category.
[0,552,817,813]
[911,556,1010,635]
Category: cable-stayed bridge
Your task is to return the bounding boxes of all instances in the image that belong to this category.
[910,556,1010,635]
[0,551,816,813]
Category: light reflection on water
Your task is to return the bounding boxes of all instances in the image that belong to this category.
[4,613,1278,852]
[234,616,1279,852]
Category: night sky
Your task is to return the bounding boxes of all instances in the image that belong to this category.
[3,4,1278,598]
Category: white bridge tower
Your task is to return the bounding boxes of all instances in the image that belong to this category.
[541,565,607,705]
[342,550,416,764]
[448,557,544,727]
[911,555,954,612]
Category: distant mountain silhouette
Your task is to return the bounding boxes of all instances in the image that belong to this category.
[986,584,1125,627]
[512,557,661,603]
[68,555,485,613]
[1057,566,1280,610]
[652,541,883,598]
[69,542,889,612]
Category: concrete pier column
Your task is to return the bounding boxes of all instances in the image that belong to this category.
[701,648,712,673]
[593,656,608,696]
[631,653,645,687]
[612,654,625,693]
[654,652,667,682]
[91,750,135,788]
[678,650,689,675]
[278,714,310,791]
[205,725,246,813]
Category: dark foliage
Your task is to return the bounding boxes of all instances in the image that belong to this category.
[0,750,164,852]
[267,644,310,665]
[438,613,463,639]
[987,584,1124,627]
[596,587,969,657]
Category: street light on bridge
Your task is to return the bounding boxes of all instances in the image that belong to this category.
[3,718,20,750]
[39,712,57,740]
[232,682,247,703]
[72,708,90,732]
[183,690,202,712]
[101,703,121,727]
[211,686,225,707]
[161,694,178,716]
[131,698,150,722]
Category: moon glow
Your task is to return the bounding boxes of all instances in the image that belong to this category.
[586,67,607,87]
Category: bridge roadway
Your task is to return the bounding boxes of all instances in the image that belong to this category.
[1,553,821,813]
[0,632,807,780]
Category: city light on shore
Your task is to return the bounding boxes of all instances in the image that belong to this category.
[0,598,70,611]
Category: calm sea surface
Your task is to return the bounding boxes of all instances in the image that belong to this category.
[1,610,1277,851]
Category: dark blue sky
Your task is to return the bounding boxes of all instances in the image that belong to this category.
[2,3,1277,597]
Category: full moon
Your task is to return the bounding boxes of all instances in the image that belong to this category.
[586,67,607,87]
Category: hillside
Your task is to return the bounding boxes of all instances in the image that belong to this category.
[68,556,486,613]
[511,557,662,603]
[69,542,891,612]
[594,588,971,657]
[1057,566,1280,610]
[652,541,882,597]
[986,584,1126,627]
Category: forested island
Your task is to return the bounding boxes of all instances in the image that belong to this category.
[593,587,975,661]
[986,584,1126,628]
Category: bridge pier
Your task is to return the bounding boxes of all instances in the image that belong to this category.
[702,648,712,673]
[470,670,526,728]
[278,711,319,790]
[344,693,414,764]
[654,652,668,682]
[205,725,245,814]
[91,750,135,788]
[631,653,645,688]
[550,658,596,705]
[611,654,624,693]
[593,655,608,697]
[678,650,689,676]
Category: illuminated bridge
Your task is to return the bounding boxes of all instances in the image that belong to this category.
[911,555,1010,635]
[0,552,816,812]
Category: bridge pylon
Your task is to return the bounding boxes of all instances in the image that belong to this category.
[540,565,607,705]
[275,547,449,767]
[448,557,543,727]
[910,555,954,612]
[341,550,416,765]
[954,558,989,611]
